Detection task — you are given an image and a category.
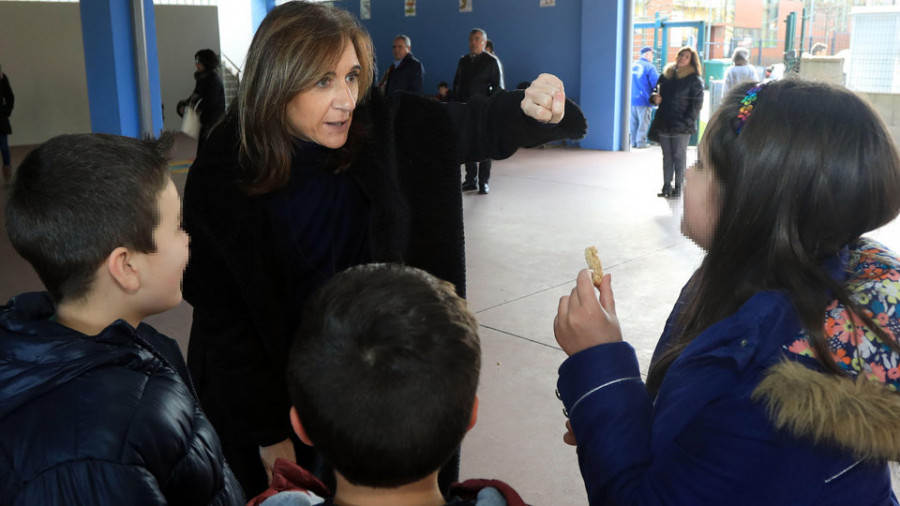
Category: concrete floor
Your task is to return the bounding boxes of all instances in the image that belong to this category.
[2,137,899,505]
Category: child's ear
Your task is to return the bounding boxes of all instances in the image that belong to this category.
[290,407,314,447]
[467,395,479,431]
[106,247,141,293]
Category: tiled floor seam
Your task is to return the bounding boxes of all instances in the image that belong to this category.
[478,324,562,351]
[471,240,687,314]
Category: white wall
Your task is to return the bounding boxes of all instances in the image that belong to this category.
[799,57,845,86]
[0,2,91,146]
[0,2,220,146]
[860,92,900,147]
[796,58,900,146]
[155,5,221,132]
[217,0,255,72]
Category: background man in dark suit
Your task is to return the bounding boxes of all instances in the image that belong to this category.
[378,34,424,95]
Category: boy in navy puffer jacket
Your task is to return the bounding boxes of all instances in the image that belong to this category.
[0,133,244,505]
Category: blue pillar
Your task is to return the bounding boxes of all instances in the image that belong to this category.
[80,0,163,137]
[143,0,164,135]
[579,0,631,150]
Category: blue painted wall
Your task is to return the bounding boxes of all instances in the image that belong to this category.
[579,0,628,150]
[342,1,583,105]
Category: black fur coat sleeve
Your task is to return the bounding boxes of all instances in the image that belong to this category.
[181,90,587,447]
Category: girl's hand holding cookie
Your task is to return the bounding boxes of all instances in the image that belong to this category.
[554,269,622,356]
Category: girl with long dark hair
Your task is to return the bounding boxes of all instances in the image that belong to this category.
[555,79,900,505]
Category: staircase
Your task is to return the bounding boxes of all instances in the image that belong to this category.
[220,54,241,108]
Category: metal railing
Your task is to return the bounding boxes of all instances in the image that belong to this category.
[220,53,242,81]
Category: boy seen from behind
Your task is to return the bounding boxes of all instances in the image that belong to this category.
[0,133,243,505]
[251,263,528,506]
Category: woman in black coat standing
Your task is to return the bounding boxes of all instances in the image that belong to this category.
[182,1,586,498]
[1,64,14,186]
[178,49,226,154]
[650,46,703,198]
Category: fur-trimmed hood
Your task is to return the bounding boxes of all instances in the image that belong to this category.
[753,360,900,462]
[752,238,900,463]
[662,63,698,80]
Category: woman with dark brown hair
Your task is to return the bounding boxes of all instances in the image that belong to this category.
[182,1,586,497]
[649,46,703,198]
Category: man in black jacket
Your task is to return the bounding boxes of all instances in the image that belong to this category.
[453,28,504,195]
[378,35,424,95]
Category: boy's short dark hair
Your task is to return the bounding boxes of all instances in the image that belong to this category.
[286,263,481,488]
[6,133,173,303]
[438,81,449,89]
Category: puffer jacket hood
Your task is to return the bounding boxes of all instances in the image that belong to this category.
[753,237,900,463]
[0,293,148,419]
[0,292,245,505]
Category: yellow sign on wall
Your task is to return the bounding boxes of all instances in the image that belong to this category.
[405,0,416,17]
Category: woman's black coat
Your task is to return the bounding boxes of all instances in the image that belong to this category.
[182,89,586,491]
[179,70,226,129]
[653,66,703,135]
[0,74,13,135]
[193,70,226,127]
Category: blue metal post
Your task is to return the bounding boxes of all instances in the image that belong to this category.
[661,23,669,68]
[79,0,163,137]
[799,7,807,56]
[654,11,661,62]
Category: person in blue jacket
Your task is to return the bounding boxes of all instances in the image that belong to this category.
[554,79,900,505]
[630,46,658,149]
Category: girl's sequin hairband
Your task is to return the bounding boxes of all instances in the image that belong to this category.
[735,83,764,134]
